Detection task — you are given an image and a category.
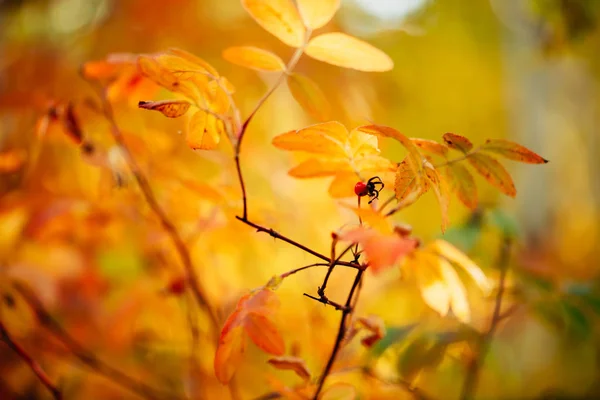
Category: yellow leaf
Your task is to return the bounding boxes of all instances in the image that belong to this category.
[320,383,357,400]
[305,33,393,72]
[287,73,332,122]
[289,158,351,178]
[413,252,450,317]
[186,111,220,150]
[468,153,516,197]
[268,356,311,380]
[328,172,358,198]
[411,138,449,156]
[242,0,306,48]
[444,163,478,209]
[138,100,191,118]
[431,240,491,294]
[442,133,473,153]
[296,0,340,29]
[424,164,450,232]
[0,149,27,173]
[222,46,285,71]
[167,48,220,77]
[343,205,393,234]
[272,122,347,156]
[437,257,470,323]
[481,139,548,164]
[245,313,285,355]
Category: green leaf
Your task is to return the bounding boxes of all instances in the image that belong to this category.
[370,323,418,359]
[485,208,519,238]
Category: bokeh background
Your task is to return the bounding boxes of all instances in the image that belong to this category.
[1,0,600,399]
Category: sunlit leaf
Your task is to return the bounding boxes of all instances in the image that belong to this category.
[289,158,351,178]
[468,153,516,197]
[412,252,450,317]
[444,163,478,209]
[411,138,449,156]
[242,0,306,48]
[287,73,332,122]
[339,227,418,273]
[305,33,393,72]
[296,0,340,29]
[438,257,470,323]
[222,46,285,71]
[245,313,286,355]
[272,122,347,157]
[481,139,548,164]
[138,99,191,118]
[431,240,491,294]
[268,356,311,380]
[187,111,220,150]
[442,133,473,153]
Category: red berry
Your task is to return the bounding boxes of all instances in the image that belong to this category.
[354,182,368,196]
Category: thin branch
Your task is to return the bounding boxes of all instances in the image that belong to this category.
[459,236,512,400]
[234,32,310,220]
[0,321,62,400]
[318,244,356,298]
[236,217,359,268]
[97,87,218,329]
[13,282,177,400]
[313,269,364,399]
[280,263,330,279]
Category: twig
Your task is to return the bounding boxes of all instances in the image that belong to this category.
[318,244,356,298]
[236,217,358,268]
[0,321,62,400]
[459,236,512,400]
[97,87,219,329]
[13,282,177,400]
[313,269,364,399]
[234,32,309,220]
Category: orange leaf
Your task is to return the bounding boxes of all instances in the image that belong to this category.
[358,125,422,180]
[481,139,548,164]
[305,33,393,72]
[222,46,285,71]
[138,100,191,118]
[215,289,285,384]
[296,0,340,29]
[328,172,359,198]
[444,163,477,209]
[245,313,285,355]
[289,158,351,178]
[467,153,516,197]
[442,133,473,153]
[395,159,427,202]
[287,73,332,122]
[320,383,357,400]
[339,227,417,273]
[423,164,450,232]
[137,55,180,91]
[357,315,386,347]
[268,356,311,380]
[411,138,449,156]
[167,48,220,77]
[0,149,27,173]
[186,111,221,150]
[242,0,306,48]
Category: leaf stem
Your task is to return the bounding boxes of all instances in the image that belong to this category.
[0,320,62,400]
[459,236,512,400]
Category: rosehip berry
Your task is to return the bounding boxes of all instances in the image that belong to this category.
[354,181,368,197]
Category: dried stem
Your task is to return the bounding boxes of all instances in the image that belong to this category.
[459,236,512,400]
[313,269,364,399]
[0,321,62,400]
[98,89,218,330]
[13,282,176,400]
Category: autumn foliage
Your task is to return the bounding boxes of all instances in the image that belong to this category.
[8,0,595,399]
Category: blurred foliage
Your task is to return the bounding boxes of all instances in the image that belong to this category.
[1,0,599,399]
